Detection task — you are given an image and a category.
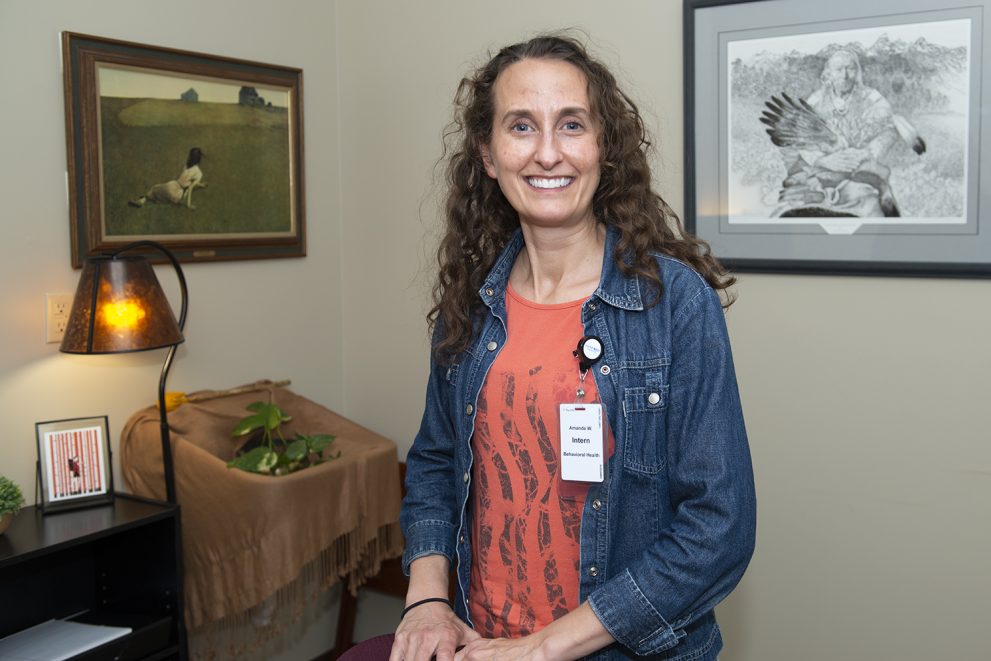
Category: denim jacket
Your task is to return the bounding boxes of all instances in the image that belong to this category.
[402,227,756,660]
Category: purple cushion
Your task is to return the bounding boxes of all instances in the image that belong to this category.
[339,634,395,661]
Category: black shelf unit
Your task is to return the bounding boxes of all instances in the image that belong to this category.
[0,494,187,660]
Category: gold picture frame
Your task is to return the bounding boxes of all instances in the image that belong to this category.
[62,32,305,267]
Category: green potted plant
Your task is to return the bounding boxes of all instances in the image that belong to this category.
[227,401,340,476]
[0,475,25,535]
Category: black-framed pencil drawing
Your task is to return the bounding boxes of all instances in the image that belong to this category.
[35,416,114,512]
[684,0,991,276]
[62,32,305,267]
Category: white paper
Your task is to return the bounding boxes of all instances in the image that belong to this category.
[0,619,131,661]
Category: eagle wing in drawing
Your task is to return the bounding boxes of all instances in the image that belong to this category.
[759,93,845,153]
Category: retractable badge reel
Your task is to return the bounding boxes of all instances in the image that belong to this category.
[560,335,605,483]
[573,335,603,399]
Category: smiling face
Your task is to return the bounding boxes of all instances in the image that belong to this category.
[481,58,601,231]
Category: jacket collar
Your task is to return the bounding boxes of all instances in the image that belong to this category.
[479,225,643,311]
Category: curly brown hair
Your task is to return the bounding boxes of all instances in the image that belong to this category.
[430,34,735,360]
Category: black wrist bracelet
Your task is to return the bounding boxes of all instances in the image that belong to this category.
[401,597,452,619]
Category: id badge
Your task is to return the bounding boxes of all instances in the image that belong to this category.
[559,403,605,482]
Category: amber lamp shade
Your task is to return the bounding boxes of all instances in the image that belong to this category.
[60,255,184,354]
[59,240,188,504]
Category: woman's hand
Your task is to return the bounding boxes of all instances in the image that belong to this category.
[455,602,613,661]
[391,555,479,661]
[453,633,549,660]
[390,601,479,661]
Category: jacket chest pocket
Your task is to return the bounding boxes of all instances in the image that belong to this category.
[620,362,670,474]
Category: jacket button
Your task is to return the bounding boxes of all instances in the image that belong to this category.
[599,364,611,375]
[589,303,597,311]
[647,392,661,405]
[465,404,474,415]
[485,288,494,296]
[463,472,470,484]
[486,341,497,351]
[588,565,599,577]
[459,535,465,544]
[592,499,602,510]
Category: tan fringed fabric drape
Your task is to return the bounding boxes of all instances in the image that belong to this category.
[120,380,403,657]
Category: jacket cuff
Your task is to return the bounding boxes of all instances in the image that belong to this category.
[401,519,457,575]
[587,569,684,655]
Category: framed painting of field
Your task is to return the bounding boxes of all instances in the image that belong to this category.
[62,32,305,266]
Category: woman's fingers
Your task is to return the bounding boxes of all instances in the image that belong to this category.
[390,603,465,661]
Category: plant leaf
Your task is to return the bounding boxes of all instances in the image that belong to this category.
[256,450,280,472]
[285,438,308,461]
[231,414,266,437]
[302,433,335,454]
[264,404,291,431]
[227,447,278,473]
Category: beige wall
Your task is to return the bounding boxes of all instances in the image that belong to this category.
[2,0,990,659]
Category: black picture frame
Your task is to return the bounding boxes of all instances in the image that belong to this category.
[62,32,305,267]
[684,0,991,277]
[35,416,115,513]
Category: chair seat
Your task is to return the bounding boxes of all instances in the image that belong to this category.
[338,634,395,660]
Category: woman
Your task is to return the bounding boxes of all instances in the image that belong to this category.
[393,35,755,661]
[128,147,206,209]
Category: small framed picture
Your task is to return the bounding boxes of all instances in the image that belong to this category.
[35,416,114,512]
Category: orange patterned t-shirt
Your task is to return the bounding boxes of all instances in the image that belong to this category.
[469,284,605,638]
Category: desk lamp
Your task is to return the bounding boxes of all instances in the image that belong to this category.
[60,240,187,504]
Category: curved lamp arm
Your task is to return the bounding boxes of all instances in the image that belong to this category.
[114,240,187,504]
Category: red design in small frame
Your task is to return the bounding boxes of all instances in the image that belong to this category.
[35,416,114,512]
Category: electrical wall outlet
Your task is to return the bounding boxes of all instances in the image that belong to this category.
[46,293,74,344]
